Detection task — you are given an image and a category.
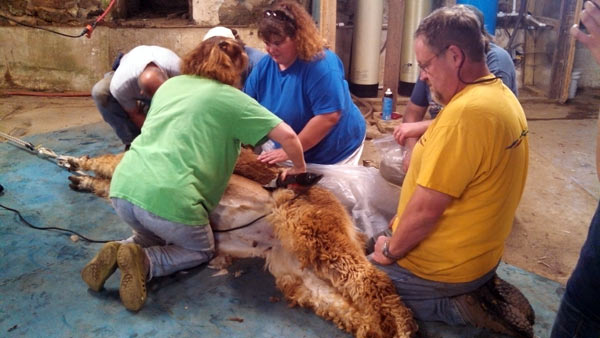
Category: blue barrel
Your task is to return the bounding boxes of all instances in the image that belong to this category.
[456,0,499,35]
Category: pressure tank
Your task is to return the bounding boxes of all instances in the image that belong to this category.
[349,0,384,98]
[457,0,499,35]
[398,0,433,96]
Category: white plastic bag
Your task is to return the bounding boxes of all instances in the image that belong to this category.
[372,135,407,186]
[306,163,400,238]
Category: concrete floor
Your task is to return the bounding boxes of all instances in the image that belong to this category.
[0,120,566,337]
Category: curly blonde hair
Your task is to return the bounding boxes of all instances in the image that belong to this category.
[181,37,248,86]
[259,1,326,61]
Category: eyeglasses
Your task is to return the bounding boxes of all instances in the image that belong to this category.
[264,9,296,28]
[418,46,449,75]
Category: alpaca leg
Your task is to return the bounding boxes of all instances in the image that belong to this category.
[68,175,111,198]
[68,153,124,178]
[311,254,417,338]
[265,247,379,337]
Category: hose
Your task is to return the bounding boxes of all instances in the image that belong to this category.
[0,0,116,39]
[0,13,88,38]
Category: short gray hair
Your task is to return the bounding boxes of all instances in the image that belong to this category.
[415,5,486,62]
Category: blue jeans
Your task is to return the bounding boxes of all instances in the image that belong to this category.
[550,200,600,337]
[91,72,141,145]
[370,255,496,325]
[111,198,215,280]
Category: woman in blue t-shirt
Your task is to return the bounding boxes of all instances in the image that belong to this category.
[244,1,366,165]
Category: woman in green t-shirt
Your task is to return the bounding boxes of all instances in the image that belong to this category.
[81,37,306,312]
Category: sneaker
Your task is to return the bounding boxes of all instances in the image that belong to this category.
[81,242,121,292]
[453,282,533,338]
[117,243,147,311]
[488,275,535,326]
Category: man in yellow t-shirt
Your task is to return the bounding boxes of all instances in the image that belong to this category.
[370,6,533,337]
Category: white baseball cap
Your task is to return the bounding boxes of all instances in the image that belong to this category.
[203,26,235,41]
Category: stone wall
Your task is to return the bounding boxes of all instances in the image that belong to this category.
[0,0,104,25]
[0,0,278,25]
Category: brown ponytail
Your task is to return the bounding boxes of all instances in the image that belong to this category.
[181,37,248,86]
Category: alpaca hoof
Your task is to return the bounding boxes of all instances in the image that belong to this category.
[67,156,87,171]
[68,175,89,192]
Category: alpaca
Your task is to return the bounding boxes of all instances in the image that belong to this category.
[267,188,417,337]
[66,149,417,338]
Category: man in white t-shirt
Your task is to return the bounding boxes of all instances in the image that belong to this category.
[91,45,181,149]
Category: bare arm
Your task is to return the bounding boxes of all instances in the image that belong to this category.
[394,121,432,146]
[393,101,429,172]
[372,185,453,265]
[394,101,428,145]
[258,112,340,164]
[267,122,306,175]
[298,112,341,151]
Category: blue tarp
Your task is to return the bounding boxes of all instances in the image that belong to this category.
[0,123,562,337]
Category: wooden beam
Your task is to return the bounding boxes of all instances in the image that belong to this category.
[549,0,583,102]
[523,0,537,87]
[383,0,405,112]
[319,0,337,52]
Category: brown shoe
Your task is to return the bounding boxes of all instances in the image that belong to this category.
[488,275,535,326]
[81,242,121,292]
[117,243,147,311]
[453,283,533,338]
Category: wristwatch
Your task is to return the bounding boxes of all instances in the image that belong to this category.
[382,238,403,260]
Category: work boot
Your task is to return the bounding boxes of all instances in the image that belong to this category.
[453,282,533,338]
[81,242,121,292]
[487,275,535,326]
[117,243,148,311]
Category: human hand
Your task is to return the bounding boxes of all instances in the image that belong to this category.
[371,236,396,265]
[393,123,423,146]
[257,148,289,164]
[277,165,308,192]
[571,0,600,65]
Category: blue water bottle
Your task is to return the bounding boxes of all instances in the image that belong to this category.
[382,88,393,121]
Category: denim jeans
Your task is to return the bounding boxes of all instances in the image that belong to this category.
[550,200,600,338]
[368,228,496,325]
[111,198,215,280]
[91,72,141,145]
